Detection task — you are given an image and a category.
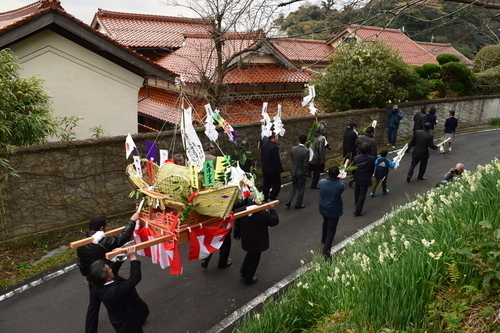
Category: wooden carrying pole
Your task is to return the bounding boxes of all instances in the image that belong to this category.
[69,200,279,253]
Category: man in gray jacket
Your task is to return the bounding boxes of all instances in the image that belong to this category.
[356,126,377,158]
[286,134,309,209]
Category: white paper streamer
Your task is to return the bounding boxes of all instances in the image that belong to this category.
[181,107,205,171]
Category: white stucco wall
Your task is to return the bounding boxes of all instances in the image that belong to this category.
[9,30,143,140]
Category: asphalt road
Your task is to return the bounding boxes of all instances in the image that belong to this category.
[1,129,499,333]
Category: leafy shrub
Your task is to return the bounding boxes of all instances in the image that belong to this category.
[428,78,445,91]
[441,62,475,95]
[436,53,460,65]
[415,63,441,79]
[474,45,500,73]
[471,65,500,95]
[314,40,430,112]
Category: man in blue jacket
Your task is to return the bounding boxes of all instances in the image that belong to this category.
[387,105,404,148]
[318,166,347,258]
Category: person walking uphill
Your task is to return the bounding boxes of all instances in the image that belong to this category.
[406,122,438,182]
[287,134,309,209]
[407,106,427,153]
[261,132,283,201]
[356,126,377,158]
[352,143,375,216]
[89,246,149,333]
[318,166,347,259]
[234,201,279,286]
[77,212,139,333]
[310,123,328,189]
[387,105,404,148]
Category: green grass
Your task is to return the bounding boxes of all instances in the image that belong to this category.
[491,118,500,126]
[234,157,500,333]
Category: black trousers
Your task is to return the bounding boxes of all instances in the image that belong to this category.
[310,163,324,188]
[354,184,369,214]
[262,172,281,200]
[240,252,261,284]
[407,156,428,179]
[86,283,100,333]
[322,216,340,256]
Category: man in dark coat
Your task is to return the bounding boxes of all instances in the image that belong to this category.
[356,126,377,158]
[406,122,438,182]
[234,202,279,285]
[352,143,375,216]
[407,106,427,153]
[318,166,347,258]
[342,122,358,161]
[261,133,283,201]
[286,134,309,209]
[309,123,328,189]
[89,246,149,333]
[387,105,404,148]
[77,213,139,333]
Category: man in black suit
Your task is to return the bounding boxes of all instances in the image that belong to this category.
[234,201,279,286]
[89,246,149,333]
[77,213,139,333]
[286,134,309,209]
[261,132,283,201]
[407,122,438,182]
[352,143,375,216]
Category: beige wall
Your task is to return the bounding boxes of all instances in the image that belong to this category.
[10,30,144,140]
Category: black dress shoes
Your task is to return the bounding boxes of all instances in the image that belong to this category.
[201,259,208,269]
[285,201,291,207]
[417,177,426,180]
[244,277,258,286]
[218,260,232,269]
[295,205,306,209]
[354,211,363,217]
[406,176,411,183]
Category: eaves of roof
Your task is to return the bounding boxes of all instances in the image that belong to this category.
[0,1,176,82]
[416,41,473,66]
[270,38,334,63]
[223,65,312,85]
[138,87,315,125]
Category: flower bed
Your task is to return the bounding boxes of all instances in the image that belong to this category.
[235,158,500,332]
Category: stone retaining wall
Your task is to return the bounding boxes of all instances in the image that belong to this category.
[1,95,499,249]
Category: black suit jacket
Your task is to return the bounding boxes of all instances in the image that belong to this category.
[352,153,375,187]
[410,129,437,159]
[92,261,149,333]
[261,140,283,173]
[290,144,309,177]
[234,208,279,253]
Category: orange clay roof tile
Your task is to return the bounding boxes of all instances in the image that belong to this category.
[416,41,473,66]
[328,25,439,66]
[270,38,333,63]
[223,65,312,84]
[94,9,211,48]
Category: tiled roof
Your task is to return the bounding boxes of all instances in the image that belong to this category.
[155,37,258,83]
[270,38,333,63]
[0,0,59,29]
[416,41,473,66]
[223,64,312,84]
[92,9,211,48]
[0,1,176,81]
[138,87,315,125]
[138,87,184,124]
[327,25,438,66]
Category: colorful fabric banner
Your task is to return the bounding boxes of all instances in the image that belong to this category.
[133,227,183,274]
[188,216,233,261]
[145,142,158,162]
